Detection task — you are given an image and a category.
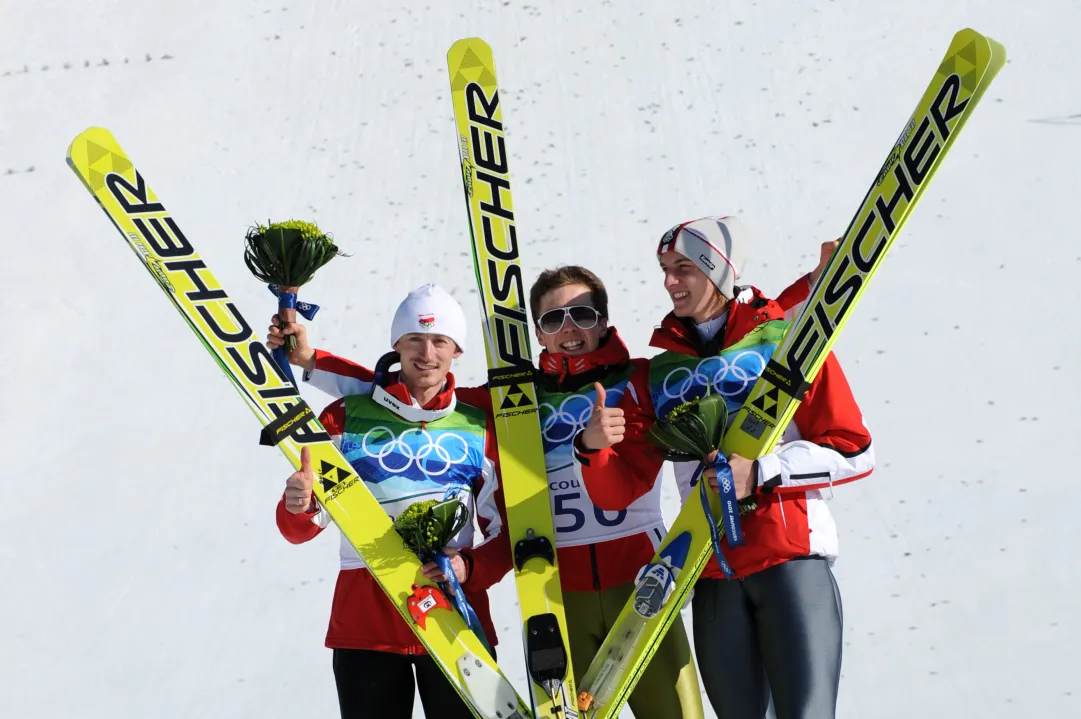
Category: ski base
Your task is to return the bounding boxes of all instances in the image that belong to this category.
[459,653,531,719]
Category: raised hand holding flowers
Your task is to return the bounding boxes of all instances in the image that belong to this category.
[243,219,347,383]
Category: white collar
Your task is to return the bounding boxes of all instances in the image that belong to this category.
[371,383,457,423]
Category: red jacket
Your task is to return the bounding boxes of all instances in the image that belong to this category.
[473,329,670,591]
[575,286,875,579]
[276,363,511,654]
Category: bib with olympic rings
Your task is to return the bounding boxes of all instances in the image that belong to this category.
[337,394,488,513]
[541,365,665,546]
[648,320,789,423]
[649,320,788,504]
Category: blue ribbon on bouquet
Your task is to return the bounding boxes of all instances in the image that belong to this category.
[268,285,321,321]
[266,285,322,388]
[694,454,745,579]
[434,551,494,657]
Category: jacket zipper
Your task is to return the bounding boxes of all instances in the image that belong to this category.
[589,543,601,590]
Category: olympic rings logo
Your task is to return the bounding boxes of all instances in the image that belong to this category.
[360,426,471,476]
[660,351,766,406]
[720,475,732,494]
[538,388,625,445]
[539,394,595,444]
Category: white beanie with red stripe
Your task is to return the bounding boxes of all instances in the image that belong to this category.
[657,215,753,299]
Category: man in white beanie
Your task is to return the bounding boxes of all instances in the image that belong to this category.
[657,215,753,303]
[657,215,835,335]
[383,283,469,407]
[653,215,763,352]
[578,216,872,719]
[265,283,512,719]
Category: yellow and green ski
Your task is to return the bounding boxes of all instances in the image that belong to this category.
[575,28,1007,718]
[66,127,533,719]
[447,39,578,719]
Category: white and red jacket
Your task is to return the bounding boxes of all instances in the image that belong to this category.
[297,335,669,593]
[574,286,875,579]
[276,360,511,654]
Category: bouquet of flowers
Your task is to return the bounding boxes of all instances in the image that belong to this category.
[243,219,346,380]
[645,393,757,531]
[394,498,493,653]
[393,498,470,560]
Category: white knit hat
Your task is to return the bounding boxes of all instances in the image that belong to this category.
[390,283,467,352]
[657,216,753,299]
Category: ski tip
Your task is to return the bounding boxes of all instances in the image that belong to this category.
[71,126,113,143]
[951,27,1005,60]
[446,37,495,70]
[954,27,988,43]
[939,27,1007,90]
[67,126,119,161]
[985,35,1007,64]
[449,36,491,50]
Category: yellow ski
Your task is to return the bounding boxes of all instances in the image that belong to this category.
[66,127,532,719]
[447,39,578,719]
[576,28,1007,718]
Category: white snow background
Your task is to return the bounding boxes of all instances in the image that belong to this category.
[2,0,1079,717]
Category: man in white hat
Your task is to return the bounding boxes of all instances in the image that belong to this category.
[268,283,509,719]
[578,216,873,719]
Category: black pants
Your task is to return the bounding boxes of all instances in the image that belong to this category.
[333,647,495,718]
[692,556,844,719]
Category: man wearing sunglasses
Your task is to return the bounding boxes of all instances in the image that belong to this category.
[524,265,705,718]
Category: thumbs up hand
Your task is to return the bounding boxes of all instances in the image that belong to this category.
[284,446,316,514]
[580,382,626,451]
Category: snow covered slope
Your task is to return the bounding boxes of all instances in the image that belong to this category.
[2,1,1078,717]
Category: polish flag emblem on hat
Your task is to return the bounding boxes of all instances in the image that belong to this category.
[418,314,435,329]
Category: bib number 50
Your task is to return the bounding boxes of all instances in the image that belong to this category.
[554,492,626,533]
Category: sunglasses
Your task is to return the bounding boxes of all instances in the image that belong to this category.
[536,305,602,334]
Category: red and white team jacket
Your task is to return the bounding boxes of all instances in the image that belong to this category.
[275,363,511,654]
[574,285,875,579]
